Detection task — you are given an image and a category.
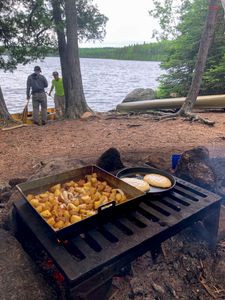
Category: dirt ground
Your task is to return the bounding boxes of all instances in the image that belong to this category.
[1,111,225,300]
[1,111,225,183]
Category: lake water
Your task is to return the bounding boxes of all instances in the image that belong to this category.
[0,57,163,113]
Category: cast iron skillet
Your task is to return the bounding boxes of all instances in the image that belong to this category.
[116,167,176,194]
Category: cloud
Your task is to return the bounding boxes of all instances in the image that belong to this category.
[79,0,159,47]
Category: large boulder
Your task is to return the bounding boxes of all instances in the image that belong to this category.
[96,148,125,172]
[122,88,155,103]
[175,146,217,191]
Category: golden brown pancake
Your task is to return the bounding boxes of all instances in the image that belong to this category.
[144,173,172,188]
[121,177,150,192]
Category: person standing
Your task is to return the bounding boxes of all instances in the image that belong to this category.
[49,71,65,120]
[26,66,48,126]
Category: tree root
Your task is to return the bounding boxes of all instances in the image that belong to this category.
[0,118,22,128]
[154,111,215,126]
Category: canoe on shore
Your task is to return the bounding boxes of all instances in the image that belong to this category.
[116,94,225,112]
[11,108,56,124]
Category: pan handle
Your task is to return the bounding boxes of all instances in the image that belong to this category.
[98,201,116,214]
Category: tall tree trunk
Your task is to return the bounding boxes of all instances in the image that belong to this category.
[51,0,70,110]
[178,0,219,115]
[64,0,91,119]
[0,86,12,121]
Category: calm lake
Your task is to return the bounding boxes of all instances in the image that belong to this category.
[0,57,163,113]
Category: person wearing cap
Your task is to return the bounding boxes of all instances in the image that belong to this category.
[49,71,65,120]
[26,66,48,125]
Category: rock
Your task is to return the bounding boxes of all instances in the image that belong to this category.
[213,257,225,283]
[8,178,27,188]
[129,277,146,296]
[0,189,22,232]
[122,88,155,103]
[80,111,96,120]
[175,146,217,191]
[0,182,10,193]
[96,148,125,172]
[0,191,12,203]
[0,183,12,204]
[0,229,56,300]
[152,282,165,294]
[218,205,225,241]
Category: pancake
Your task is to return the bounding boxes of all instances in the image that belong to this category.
[121,177,150,192]
[144,173,172,188]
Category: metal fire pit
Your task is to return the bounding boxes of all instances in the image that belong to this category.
[16,165,145,240]
[14,176,221,300]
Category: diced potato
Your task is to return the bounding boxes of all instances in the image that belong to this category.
[82,209,92,214]
[86,203,94,210]
[86,210,96,217]
[50,184,61,192]
[64,221,71,227]
[94,200,102,210]
[40,210,52,218]
[54,189,61,197]
[94,192,101,200]
[81,195,91,204]
[115,193,122,202]
[68,203,77,210]
[78,204,87,209]
[84,182,91,188]
[91,177,97,184]
[63,210,70,219]
[36,205,44,213]
[47,217,55,226]
[70,207,80,214]
[73,199,80,206]
[70,215,82,223]
[48,194,55,202]
[31,172,127,231]
[54,220,64,229]
[98,184,104,192]
[27,194,34,201]
[30,198,40,207]
[39,193,49,198]
[100,195,108,202]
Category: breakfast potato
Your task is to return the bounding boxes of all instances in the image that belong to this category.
[26,173,128,231]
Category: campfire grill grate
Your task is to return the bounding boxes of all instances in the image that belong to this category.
[14,176,221,299]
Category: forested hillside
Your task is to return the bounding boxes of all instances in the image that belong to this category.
[79,41,171,61]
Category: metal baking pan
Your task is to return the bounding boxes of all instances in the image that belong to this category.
[16,165,146,240]
[116,167,176,194]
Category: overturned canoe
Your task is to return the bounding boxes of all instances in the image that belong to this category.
[11,108,56,124]
[116,94,225,112]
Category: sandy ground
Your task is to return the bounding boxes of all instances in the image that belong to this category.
[1,111,225,183]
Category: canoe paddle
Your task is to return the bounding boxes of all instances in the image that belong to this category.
[21,98,30,124]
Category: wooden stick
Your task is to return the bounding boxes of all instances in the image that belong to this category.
[2,124,28,131]
[199,276,217,299]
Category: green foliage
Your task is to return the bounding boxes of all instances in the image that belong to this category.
[149,0,191,40]
[79,41,172,61]
[154,0,225,97]
[0,0,108,71]
[77,0,108,41]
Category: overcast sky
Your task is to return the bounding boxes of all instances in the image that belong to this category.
[79,0,158,47]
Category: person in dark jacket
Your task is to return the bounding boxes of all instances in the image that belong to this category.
[27,66,48,125]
